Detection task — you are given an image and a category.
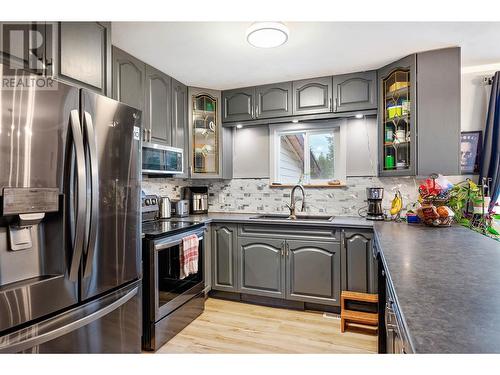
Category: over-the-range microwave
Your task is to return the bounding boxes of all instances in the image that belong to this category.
[142,142,184,175]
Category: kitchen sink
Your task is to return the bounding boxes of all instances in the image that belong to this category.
[250,214,334,222]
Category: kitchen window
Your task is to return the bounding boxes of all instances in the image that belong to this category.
[269,120,347,186]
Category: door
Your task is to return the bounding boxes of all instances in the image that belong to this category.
[56,22,111,95]
[222,88,255,122]
[292,76,333,115]
[145,65,172,145]
[332,71,377,112]
[378,54,417,176]
[112,46,146,111]
[80,90,141,300]
[255,82,292,119]
[342,231,377,293]
[0,73,79,333]
[286,240,340,306]
[211,224,238,292]
[172,79,188,176]
[238,237,285,298]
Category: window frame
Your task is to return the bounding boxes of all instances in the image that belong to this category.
[269,120,347,186]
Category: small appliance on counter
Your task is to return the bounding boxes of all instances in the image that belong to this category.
[171,199,190,217]
[366,187,385,221]
[159,196,171,219]
[183,186,209,214]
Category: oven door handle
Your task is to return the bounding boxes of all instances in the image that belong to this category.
[154,234,204,251]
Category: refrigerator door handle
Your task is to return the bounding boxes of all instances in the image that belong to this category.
[82,111,99,279]
[68,109,87,282]
[0,285,138,353]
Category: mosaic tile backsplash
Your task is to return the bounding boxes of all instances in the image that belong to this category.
[142,176,468,216]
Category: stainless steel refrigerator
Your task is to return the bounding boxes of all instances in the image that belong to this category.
[0,65,142,353]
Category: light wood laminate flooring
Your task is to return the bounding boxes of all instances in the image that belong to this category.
[157,298,378,354]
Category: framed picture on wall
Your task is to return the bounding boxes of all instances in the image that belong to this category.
[460,131,483,174]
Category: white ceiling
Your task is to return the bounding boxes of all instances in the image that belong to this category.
[111,22,500,90]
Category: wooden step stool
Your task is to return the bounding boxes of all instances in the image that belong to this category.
[340,291,378,334]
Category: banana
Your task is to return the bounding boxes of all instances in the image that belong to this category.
[390,191,403,216]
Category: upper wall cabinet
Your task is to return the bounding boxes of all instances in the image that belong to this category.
[0,22,50,75]
[378,54,417,177]
[112,46,146,111]
[416,48,461,176]
[222,88,255,122]
[332,71,377,112]
[55,22,111,96]
[292,76,333,115]
[145,64,172,145]
[0,22,112,96]
[172,79,188,176]
[255,82,293,119]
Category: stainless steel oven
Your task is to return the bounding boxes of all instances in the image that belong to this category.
[142,142,183,175]
[142,224,206,351]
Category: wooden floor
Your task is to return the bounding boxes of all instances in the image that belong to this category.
[157,298,378,354]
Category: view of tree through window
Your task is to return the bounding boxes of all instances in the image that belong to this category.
[277,130,335,184]
[310,132,335,180]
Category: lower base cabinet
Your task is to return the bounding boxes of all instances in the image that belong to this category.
[211,224,372,309]
[286,240,340,305]
[238,237,285,298]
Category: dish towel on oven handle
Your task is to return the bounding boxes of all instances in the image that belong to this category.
[180,234,199,279]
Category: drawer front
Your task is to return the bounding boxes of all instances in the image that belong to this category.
[238,224,338,242]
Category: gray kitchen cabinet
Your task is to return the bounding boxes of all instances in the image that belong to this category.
[211,224,238,292]
[145,64,172,145]
[341,230,377,294]
[55,22,111,95]
[204,225,212,293]
[286,240,341,306]
[172,79,188,176]
[238,237,285,298]
[188,87,232,179]
[292,76,333,115]
[222,88,255,122]
[332,71,377,112]
[0,22,50,75]
[255,82,292,119]
[416,47,461,176]
[378,54,417,176]
[112,46,146,111]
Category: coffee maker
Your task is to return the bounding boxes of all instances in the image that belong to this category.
[183,186,209,214]
[366,187,385,221]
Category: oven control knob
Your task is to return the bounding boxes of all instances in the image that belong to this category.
[151,198,157,205]
[145,199,151,205]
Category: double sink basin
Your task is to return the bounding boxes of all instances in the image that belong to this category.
[249,214,334,222]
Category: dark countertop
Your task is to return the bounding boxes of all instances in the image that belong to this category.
[150,212,500,353]
[374,222,500,353]
[169,212,374,229]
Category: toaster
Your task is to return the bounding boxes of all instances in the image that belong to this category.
[171,199,189,217]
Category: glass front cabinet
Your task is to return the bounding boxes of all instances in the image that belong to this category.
[378,54,416,176]
[188,87,231,179]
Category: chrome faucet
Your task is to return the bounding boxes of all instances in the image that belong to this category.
[286,185,306,219]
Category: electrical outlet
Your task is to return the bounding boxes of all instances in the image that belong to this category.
[218,193,225,204]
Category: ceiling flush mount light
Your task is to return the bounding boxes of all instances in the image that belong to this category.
[246,22,289,48]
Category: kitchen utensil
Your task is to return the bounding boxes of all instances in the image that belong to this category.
[159,196,171,219]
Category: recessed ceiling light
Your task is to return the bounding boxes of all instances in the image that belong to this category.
[355,114,364,119]
[236,124,243,129]
[246,22,289,49]
[292,119,299,123]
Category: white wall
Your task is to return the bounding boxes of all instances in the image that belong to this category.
[461,63,499,132]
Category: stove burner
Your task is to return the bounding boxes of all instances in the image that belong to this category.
[142,220,202,238]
